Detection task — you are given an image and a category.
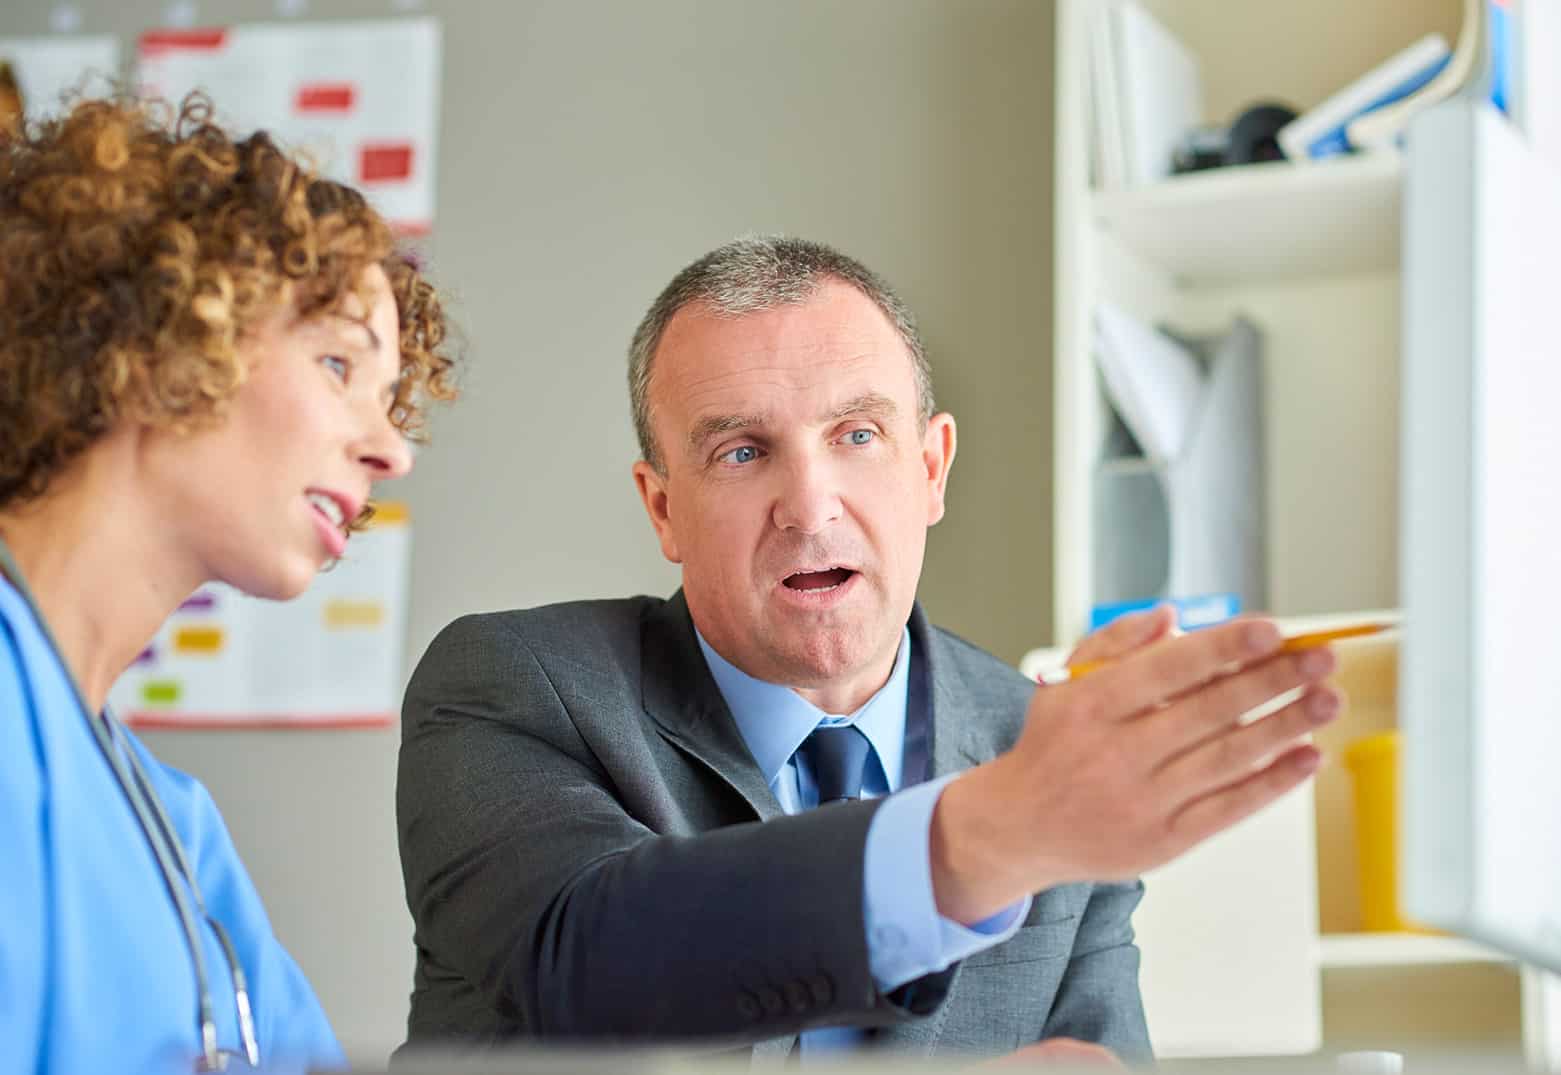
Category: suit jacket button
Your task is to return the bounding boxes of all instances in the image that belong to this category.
[785,981,811,1014]
[737,993,761,1021]
[759,987,785,1016]
[808,974,835,1006]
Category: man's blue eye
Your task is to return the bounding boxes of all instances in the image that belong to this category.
[846,429,875,446]
[721,445,759,465]
[321,355,350,381]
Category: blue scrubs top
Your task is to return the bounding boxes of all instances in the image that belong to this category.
[0,570,343,1073]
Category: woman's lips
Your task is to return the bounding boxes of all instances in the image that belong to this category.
[308,501,348,558]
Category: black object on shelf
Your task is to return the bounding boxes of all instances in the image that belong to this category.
[1172,101,1298,173]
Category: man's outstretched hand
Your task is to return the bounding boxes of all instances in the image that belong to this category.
[931,608,1342,924]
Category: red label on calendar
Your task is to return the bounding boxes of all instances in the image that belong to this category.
[295,83,357,113]
[138,28,229,56]
[359,142,413,183]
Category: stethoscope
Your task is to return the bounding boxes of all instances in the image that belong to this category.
[0,539,260,1072]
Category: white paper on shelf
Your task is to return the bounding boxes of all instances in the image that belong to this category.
[1111,0,1202,187]
[1093,302,1207,463]
[1088,0,1128,190]
[1517,0,1561,171]
[1164,319,1265,610]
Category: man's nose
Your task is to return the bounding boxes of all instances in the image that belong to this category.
[771,455,844,535]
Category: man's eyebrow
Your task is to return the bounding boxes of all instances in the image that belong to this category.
[825,393,899,421]
[688,413,766,453]
[686,395,899,452]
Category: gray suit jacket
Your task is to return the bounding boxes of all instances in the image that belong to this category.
[396,592,1151,1061]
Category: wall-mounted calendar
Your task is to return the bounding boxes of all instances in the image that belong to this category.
[110,503,411,729]
[135,16,440,235]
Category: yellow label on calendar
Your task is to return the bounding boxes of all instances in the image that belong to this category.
[173,626,225,654]
[324,600,385,629]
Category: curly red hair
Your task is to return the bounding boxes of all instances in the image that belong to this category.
[0,91,457,510]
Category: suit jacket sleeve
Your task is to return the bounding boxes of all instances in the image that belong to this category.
[1038,879,1153,1061]
[397,613,949,1043]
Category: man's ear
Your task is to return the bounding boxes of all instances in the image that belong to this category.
[922,412,957,526]
[632,459,683,564]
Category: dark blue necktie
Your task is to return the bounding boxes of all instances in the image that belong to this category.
[800,724,872,805]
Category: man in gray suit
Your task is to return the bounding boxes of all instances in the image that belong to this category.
[396,237,1341,1063]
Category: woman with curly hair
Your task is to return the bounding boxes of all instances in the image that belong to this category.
[0,92,456,1073]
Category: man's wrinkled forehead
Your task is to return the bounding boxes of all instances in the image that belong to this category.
[655,287,913,390]
[664,336,910,426]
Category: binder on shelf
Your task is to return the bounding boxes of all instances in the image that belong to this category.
[1094,302,1204,462]
[1345,0,1489,151]
[1091,313,1266,622]
[1087,0,1128,190]
[1486,0,1513,115]
[1278,32,1452,160]
[1113,0,1202,187]
[1086,0,1201,190]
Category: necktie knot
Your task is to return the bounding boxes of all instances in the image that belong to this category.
[800,724,871,805]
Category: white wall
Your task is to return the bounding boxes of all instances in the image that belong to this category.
[0,1,1056,1063]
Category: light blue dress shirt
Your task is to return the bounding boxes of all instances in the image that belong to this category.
[695,629,1030,1057]
[0,572,343,1073]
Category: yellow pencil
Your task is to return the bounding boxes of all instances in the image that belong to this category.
[1046,621,1395,683]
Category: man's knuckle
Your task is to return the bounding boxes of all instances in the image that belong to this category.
[1276,706,1311,743]
[1266,656,1298,691]
[1211,631,1246,667]
[1271,760,1304,793]
[1069,690,1108,725]
[1208,732,1242,776]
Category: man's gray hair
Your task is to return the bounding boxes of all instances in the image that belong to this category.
[628,235,934,472]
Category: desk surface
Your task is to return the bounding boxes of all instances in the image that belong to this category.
[374,1045,1539,1075]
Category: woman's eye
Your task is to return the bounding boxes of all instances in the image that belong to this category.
[845,429,875,446]
[719,445,760,465]
[320,355,350,382]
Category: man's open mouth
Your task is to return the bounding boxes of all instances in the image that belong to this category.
[782,568,856,592]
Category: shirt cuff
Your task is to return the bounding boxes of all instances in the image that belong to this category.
[862,773,1032,991]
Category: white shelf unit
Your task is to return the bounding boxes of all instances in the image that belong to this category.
[1093,153,1403,286]
[1051,0,1548,1064]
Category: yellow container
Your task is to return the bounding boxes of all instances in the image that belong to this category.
[1343,731,1415,932]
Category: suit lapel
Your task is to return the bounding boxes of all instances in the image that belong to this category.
[872,605,1017,1056]
[916,605,1010,779]
[640,591,782,823]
